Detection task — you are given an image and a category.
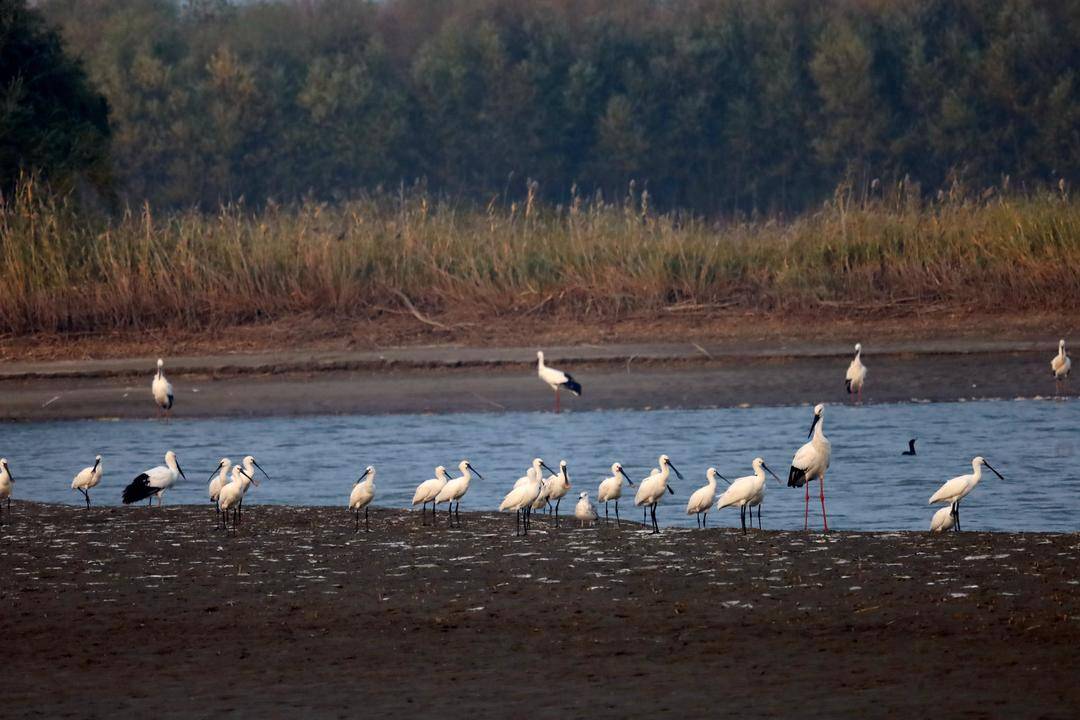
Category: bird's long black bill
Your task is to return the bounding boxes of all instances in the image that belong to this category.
[254,461,272,481]
[619,469,634,486]
[984,461,1005,480]
[764,464,783,484]
[807,414,820,439]
[468,463,483,480]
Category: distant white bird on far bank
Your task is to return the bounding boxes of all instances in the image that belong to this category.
[845,343,866,400]
[152,358,174,420]
[71,455,103,508]
[1052,338,1071,392]
[537,351,582,413]
[574,491,598,527]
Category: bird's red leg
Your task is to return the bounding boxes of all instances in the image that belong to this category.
[804,482,809,530]
[555,388,560,414]
[819,476,829,532]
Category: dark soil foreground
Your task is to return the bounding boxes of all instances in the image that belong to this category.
[1,502,1078,718]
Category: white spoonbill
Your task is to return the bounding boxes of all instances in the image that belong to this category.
[71,455,103,509]
[686,468,727,528]
[788,403,831,532]
[545,460,572,526]
[122,450,187,506]
[1052,339,1071,392]
[0,458,13,520]
[537,351,582,413]
[500,465,544,535]
[927,456,1004,532]
[930,505,955,533]
[348,465,376,532]
[207,458,232,510]
[218,465,257,532]
[152,358,174,420]
[235,455,271,524]
[412,465,452,525]
[635,455,681,533]
[845,343,867,400]
[597,463,634,525]
[434,460,483,527]
[574,491,598,527]
[717,458,783,533]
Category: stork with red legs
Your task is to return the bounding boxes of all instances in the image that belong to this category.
[788,403,832,532]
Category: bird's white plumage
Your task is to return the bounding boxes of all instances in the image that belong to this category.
[930,506,955,533]
[0,458,13,502]
[845,343,867,393]
[545,460,571,504]
[435,460,477,505]
[208,458,231,502]
[717,460,768,510]
[635,455,676,507]
[1052,339,1071,379]
[145,451,183,494]
[574,491,597,525]
[791,404,831,483]
[152,358,174,411]
[219,466,252,513]
[71,455,103,493]
[929,457,995,505]
[597,463,631,502]
[500,467,542,512]
[686,468,719,515]
[537,351,574,391]
[413,466,450,506]
[348,466,376,510]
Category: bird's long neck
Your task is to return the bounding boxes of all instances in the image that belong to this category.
[813,418,826,443]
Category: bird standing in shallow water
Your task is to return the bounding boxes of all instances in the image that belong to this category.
[152,358,174,420]
[845,343,867,401]
[928,456,1004,532]
[122,451,186,507]
[0,459,13,520]
[1051,339,1071,393]
[788,403,831,532]
[537,351,582,413]
[71,455,103,508]
[902,439,917,456]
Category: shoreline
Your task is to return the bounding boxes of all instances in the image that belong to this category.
[2,502,1077,717]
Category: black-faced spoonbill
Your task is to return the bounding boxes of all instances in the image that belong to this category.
[71,455,103,508]
[545,460,572,526]
[927,456,1004,532]
[537,351,582,413]
[348,465,376,532]
[434,460,482,527]
[930,505,955,533]
[219,465,257,532]
[235,455,271,524]
[0,459,13,519]
[152,358,174,420]
[574,491,598,527]
[634,455,681,533]
[845,343,866,400]
[788,403,831,532]
[717,458,782,533]
[412,466,451,525]
[122,450,187,506]
[1052,339,1071,392]
[597,462,634,525]
[207,458,232,512]
[902,439,917,456]
[686,468,727,528]
[500,465,544,535]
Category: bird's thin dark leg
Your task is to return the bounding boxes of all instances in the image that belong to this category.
[455,502,461,525]
[365,506,370,532]
[604,502,609,525]
[651,503,659,533]
[740,505,747,535]
[554,498,561,527]
[703,511,708,529]
[354,508,359,533]
[615,500,621,526]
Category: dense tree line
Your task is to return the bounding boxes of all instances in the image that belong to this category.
[19,0,1080,213]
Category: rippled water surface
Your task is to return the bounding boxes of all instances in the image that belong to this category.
[3,399,1077,531]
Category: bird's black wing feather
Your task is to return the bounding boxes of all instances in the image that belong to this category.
[122,473,155,504]
[561,374,582,396]
[788,465,807,488]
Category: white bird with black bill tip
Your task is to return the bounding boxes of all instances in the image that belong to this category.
[122,450,186,506]
[0,458,13,519]
[717,458,783,533]
[788,403,831,532]
[152,358,174,420]
[233,455,271,524]
[207,458,232,510]
[348,466,376,532]
[686,468,727,529]
[537,351,582,413]
[845,343,866,400]
[515,458,555,489]
[1051,339,1071,392]
[500,465,544,535]
[574,491,598,527]
[597,462,634,525]
[412,465,452,525]
[635,455,681,534]
[71,455,103,508]
[928,456,1004,532]
[545,460,572,526]
[434,460,482,527]
[218,465,257,532]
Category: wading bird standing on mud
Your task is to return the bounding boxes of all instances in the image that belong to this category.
[928,456,1004,532]
[788,403,832,532]
[434,460,482,527]
[597,462,634,525]
[930,505,955,533]
[412,465,452,524]
[234,455,271,523]
[575,491,598,527]
[500,465,544,535]
[686,467,726,528]
[537,351,582,413]
[0,458,13,519]
[122,450,187,506]
[219,465,257,532]
[545,460,572,526]
[635,455,681,533]
[152,358,174,420]
[717,458,782,533]
[1051,339,1071,392]
[845,343,867,401]
[348,465,376,532]
[207,458,232,512]
[71,455,103,508]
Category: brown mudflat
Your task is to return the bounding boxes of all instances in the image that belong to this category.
[2,502,1078,717]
